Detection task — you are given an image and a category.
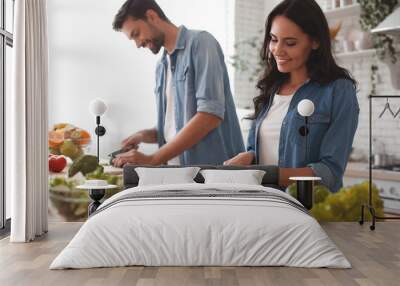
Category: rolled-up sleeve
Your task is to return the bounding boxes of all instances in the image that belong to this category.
[308,79,359,192]
[192,32,225,120]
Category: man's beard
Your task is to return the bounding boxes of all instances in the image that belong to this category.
[147,23,165,54]
[149,35,164,54]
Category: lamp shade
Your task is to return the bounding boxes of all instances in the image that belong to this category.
[297,99,315,117]
[89,99,107,116]
[371,7,400,35]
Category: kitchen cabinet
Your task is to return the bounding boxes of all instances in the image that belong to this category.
[344,162,400,214]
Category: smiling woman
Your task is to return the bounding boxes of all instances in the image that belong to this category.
[225,0,359,193]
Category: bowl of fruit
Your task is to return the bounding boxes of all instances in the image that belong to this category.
[49,176,123,222]
[49,166,123,222]
[49,123,91,160]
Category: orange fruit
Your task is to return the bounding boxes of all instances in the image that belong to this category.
[78,130,91,146]
[48,130,64,148]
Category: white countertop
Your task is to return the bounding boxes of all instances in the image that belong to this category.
[50,162,399,182]
[345,162,400,182]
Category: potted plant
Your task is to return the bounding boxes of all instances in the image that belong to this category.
[358,0,399,89]
[230,29,264,82]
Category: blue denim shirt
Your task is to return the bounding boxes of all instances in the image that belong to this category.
[247,79,359,192]
[155,26,245,165]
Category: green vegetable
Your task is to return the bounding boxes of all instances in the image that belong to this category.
[49,147,61,155]
[68,155,99,177]
[49,177,77,189]
[288,181,384,221]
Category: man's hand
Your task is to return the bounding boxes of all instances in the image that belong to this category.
[223,152,254,166]
[121,128,158,150]
[121,133,143,150]
[112,149,158,168]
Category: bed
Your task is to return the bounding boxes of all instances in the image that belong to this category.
[49,165,350,269]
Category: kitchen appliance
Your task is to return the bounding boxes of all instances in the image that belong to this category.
[373,154,395,168]
[372,164,400,172]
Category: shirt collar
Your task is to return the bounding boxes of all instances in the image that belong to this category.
[174,25,187,50]
[162,25,187,59]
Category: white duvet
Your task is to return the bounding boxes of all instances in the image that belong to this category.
[50,183,351,269]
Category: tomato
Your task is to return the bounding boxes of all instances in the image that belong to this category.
[48,156,67,173]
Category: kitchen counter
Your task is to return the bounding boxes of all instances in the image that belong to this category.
[52,161,399,181]
[107,163,400,181]
[345,162,400,182]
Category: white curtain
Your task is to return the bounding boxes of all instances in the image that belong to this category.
[9,0,49,242]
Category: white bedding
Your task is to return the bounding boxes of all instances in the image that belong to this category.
[50,183,351,269]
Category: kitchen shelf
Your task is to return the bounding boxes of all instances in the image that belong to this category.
[334,48,376,60]
[345,162,400,182]
[324,3,361,19]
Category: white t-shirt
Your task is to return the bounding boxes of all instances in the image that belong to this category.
[163,56,180,165]
[259,93,294,165]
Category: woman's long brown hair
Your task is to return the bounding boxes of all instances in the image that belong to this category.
[253,0,356,118]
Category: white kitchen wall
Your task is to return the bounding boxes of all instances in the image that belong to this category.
[48,0,235,158]
[233,0,281,110]
[234,0,400,160]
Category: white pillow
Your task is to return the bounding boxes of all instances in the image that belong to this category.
[135,167,201,186]
[200,169,266,185]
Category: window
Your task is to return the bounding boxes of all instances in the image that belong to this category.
[1,0,14,234]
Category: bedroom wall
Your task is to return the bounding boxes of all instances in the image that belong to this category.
[48,0,235,158]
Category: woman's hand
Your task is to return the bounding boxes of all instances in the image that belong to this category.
[279,167,315,187]
[223,152,254,166]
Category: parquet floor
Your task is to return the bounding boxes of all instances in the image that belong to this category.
[0,222,399,286]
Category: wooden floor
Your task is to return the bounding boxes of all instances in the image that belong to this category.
[0,222,399,286]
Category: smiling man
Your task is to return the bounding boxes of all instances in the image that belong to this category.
[112,0,244,167]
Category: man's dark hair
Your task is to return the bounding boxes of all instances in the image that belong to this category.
[113,0,169,31]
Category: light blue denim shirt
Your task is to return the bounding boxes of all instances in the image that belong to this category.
[247,78,359,192]
[154,26,245,165]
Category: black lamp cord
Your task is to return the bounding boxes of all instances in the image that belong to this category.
[96,116,100,163]
[298,117,309,162]
[305,117,308,163]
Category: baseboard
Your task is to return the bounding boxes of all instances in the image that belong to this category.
[0,218,11,239]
